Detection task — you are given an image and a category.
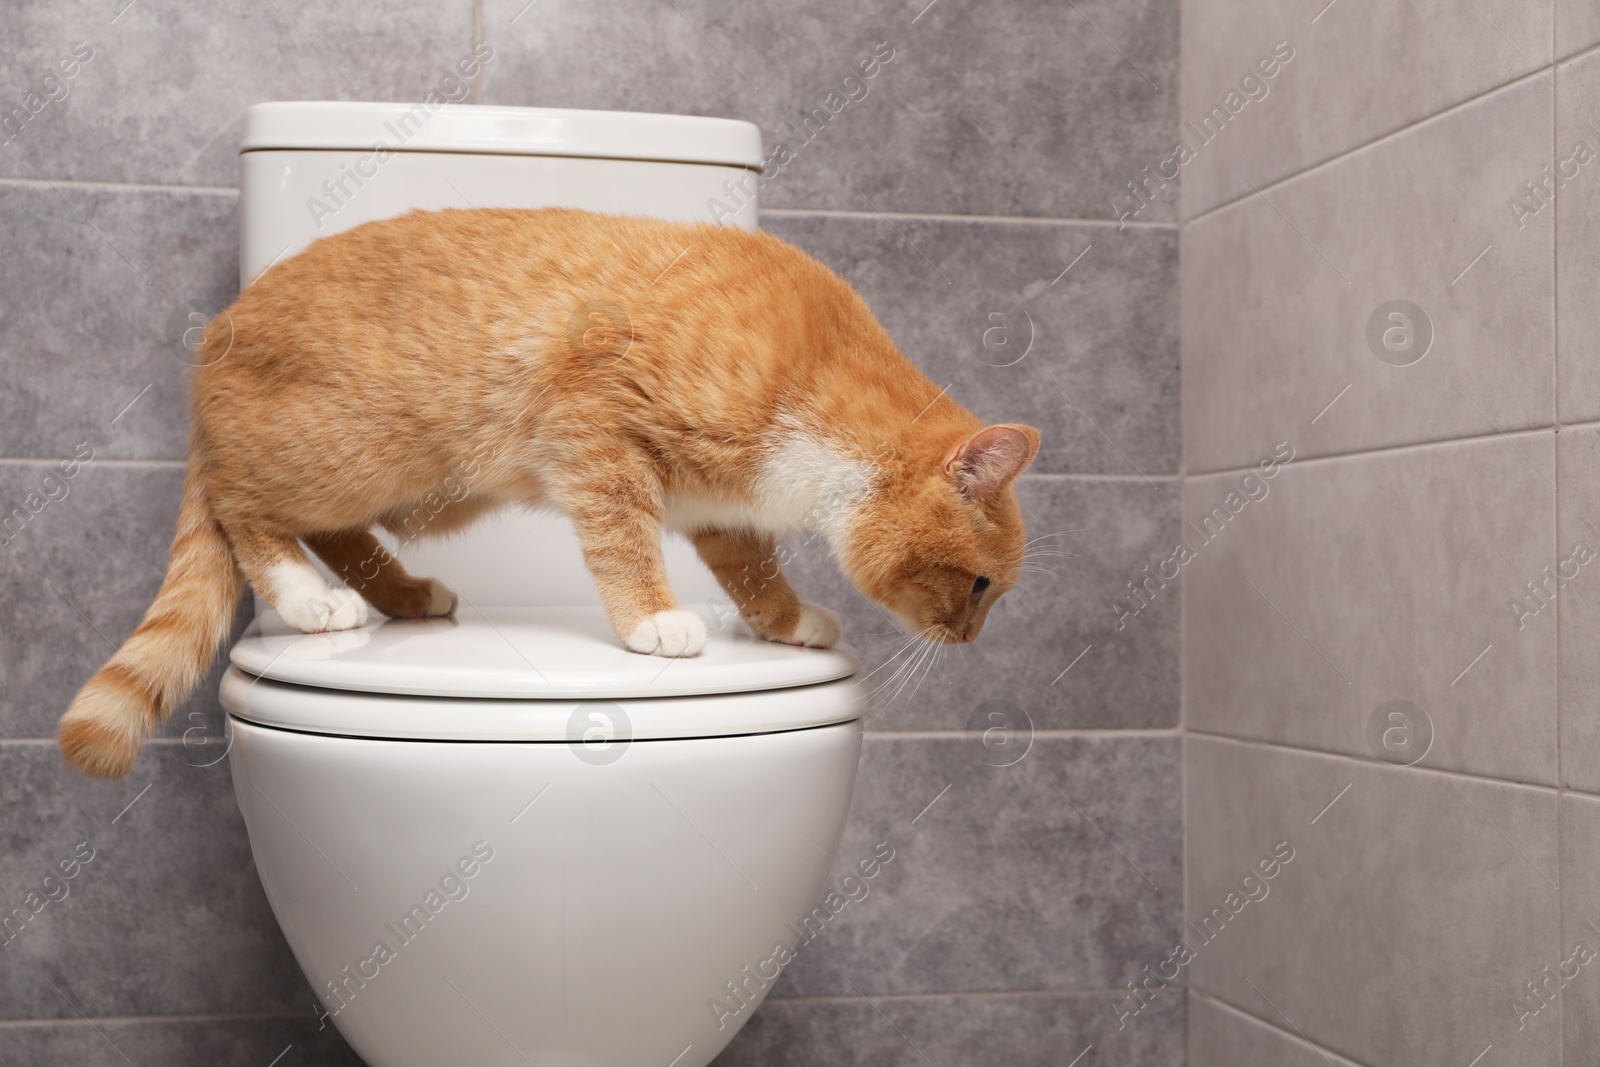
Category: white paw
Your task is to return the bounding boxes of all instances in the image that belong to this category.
[423,578,459,617]
[270,563,369,633]
[624,609,707,657]
[787,602,842,648]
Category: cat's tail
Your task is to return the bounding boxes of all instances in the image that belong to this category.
[57,467,243,778]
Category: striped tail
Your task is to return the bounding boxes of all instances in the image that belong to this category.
[58,468,243,778]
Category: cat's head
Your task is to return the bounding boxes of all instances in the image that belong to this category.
[844,424,1040,644]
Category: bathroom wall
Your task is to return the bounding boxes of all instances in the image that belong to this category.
[1180,3,1597,1065]
[0,1,1182,1064]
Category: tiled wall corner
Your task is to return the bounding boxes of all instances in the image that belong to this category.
[1181,1,1582,1064]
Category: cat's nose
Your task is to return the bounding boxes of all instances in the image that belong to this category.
[959,631,975,643]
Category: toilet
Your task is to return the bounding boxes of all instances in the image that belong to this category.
[220,102,867,1067]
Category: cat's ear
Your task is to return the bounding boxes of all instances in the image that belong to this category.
[944,424,1040,498]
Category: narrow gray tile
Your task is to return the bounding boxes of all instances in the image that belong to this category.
[0,2,475,186]
[770,736,1181,996]
[1182,77,1554,474]
[1561,793,1600,1058]
[1187,736,1561,1067]
[714,990,1183,1067]
[0,462,246,743]
[1181,0,1551,216]
[1556,51,1600,423]
[770,476,1179,731]
[0,743,311,1019]
[0,183,236,461]
[765,215,1180,477]
[1557,424,1600,792]
[1188,993,1363,1067]
[0,1015,361,1067]
[1184,434,1557,784]
[485,0,1177,220]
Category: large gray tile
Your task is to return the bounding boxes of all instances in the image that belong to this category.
[1557,424,1600,791]
[1189,994,1363,1067]
[1185,434,1557,784]
[0,743,310,1019]
[1561,793,1600,1059]
[486,0,1178,221]
[0,183,236,461]
[0,1015,362,1067]
[0,1,475,186]
[770,736,1181,996]
[0,462,246,742]
[1557,51,1600,423]
[1181,0,1551,216]
[767,476,1179,731]
[766,215,1180,476]
[1558,0,1600,58]
[1182,77,1554,474]
[1186,736,1561,1067]
[714,990,1183,1067]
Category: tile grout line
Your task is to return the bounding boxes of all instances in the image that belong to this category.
[0,457,186,467]
[0,176,238,197]
[1186,424,1561,481]
[1187,728,1571,796]
[0,1010,331,1029]
[760,207,1178,229]
[747,986,1189,1004]
[1190,988,1374,1067]
[0,989,1187,1030]
[0,173,1175,231]
[1553,48,1567,1067]
[1182,61,1562,231]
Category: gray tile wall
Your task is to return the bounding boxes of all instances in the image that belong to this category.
[0,1,1182,1065]
[1181,3,1599,1065]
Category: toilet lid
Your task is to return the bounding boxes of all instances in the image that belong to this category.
[228,605,859,700]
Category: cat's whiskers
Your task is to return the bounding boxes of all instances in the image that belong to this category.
[870,628,941,711]
[882,636,939,710]
[857,626,938,692]
[1023,529,1087,548]
[905,639,941,703]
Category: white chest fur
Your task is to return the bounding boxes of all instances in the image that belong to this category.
[662,432,876,544]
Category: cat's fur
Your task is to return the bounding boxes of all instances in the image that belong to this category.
[58,208,1039,778]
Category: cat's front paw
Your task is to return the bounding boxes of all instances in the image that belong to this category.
[780,602,842,649]
[624,609,706,657]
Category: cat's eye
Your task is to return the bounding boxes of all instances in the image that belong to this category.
[971,576,991,604]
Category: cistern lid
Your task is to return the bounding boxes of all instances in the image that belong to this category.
[228,605,858,700]
[240,102,764,168]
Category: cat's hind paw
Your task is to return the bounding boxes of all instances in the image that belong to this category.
[624,609,707,657]
[278,582,369,634]
[789,602,842,648]
[421,577,458,617]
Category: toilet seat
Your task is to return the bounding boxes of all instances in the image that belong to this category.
[223,605,866,741]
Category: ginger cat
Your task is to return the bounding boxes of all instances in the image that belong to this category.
[58,208,1040,778]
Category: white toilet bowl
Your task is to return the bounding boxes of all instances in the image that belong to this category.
[225,103,868,1066]
[223,607,864,1067]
